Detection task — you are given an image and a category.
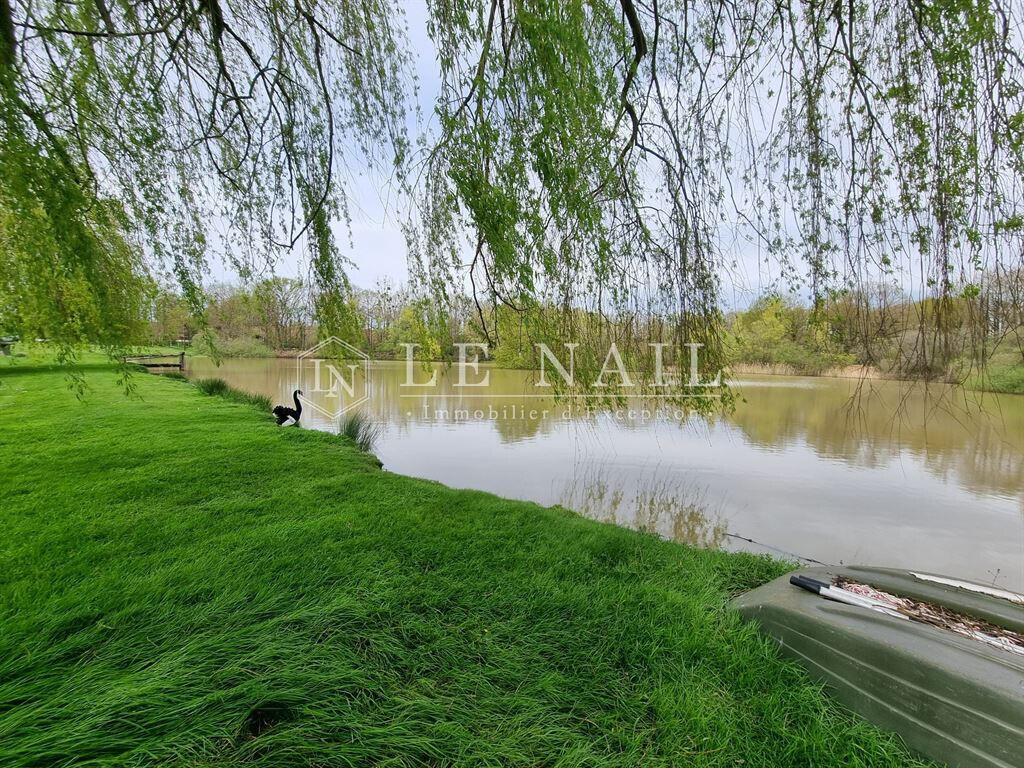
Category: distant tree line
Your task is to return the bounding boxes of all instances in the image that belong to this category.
[726,272,1024,385]
[150,278,481,361]
[149,270,1024,392]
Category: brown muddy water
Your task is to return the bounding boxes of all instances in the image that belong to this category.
[187,357,1024,591]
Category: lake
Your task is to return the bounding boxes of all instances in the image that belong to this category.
[187,357,1024,591]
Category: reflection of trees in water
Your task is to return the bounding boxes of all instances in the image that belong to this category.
[193,359,1024,499]
[729,378,1024,498]
[560,468,726,549]
[363,363,560,443]
[378,361,1024,497]
[491,410,549,443]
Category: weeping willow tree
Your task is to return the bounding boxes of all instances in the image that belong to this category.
[413,0,1024,401]
[0,0,411,365]
[1,0,1022,402]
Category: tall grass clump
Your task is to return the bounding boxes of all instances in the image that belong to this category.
[338,410,382,452]
[194,377,272,411]
[975,365,1024,394]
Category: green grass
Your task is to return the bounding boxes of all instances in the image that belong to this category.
[965,349,1024,395]
[194,376,273,411]
[337,410,383,452]
[974,363,1024,394]
[0,365,928,767]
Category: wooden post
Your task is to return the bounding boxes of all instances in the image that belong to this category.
[178,351,185,372]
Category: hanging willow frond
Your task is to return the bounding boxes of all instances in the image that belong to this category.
[412,0,1024,402]
[0,0,412,346]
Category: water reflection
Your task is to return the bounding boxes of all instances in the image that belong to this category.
[727,377,1024,499]
[187,357,1024,589]
[560,469,727,549]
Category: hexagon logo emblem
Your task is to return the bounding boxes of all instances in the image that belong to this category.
[293,336,371,419]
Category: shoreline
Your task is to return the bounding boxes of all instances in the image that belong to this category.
[5,342,1021,396]
[203,350,1024,395]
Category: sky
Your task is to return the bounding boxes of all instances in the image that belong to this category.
[208,3,438,291]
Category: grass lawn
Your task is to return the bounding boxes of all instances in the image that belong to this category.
[968,350,1024,395]
[0,361,928,766]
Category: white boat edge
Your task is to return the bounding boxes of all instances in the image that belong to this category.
[910,572,1024,605]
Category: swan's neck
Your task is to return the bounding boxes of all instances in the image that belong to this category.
[293,391,302,413]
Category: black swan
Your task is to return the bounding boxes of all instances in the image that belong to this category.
[273,389,303,425]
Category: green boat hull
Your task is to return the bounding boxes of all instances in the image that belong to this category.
[732,566,1024,768]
